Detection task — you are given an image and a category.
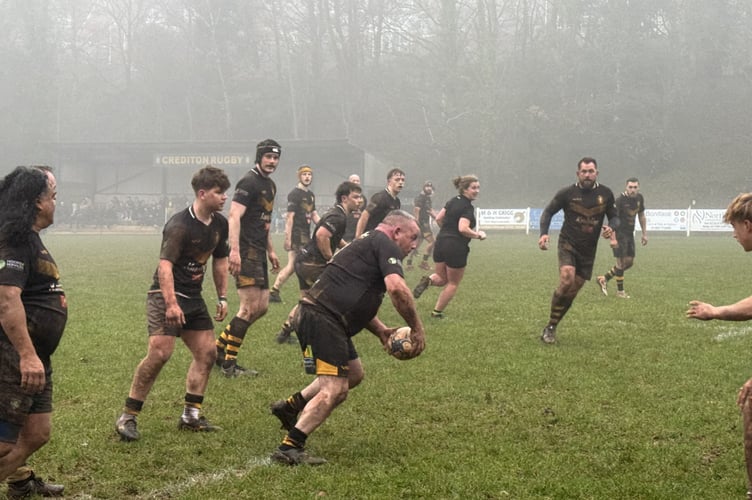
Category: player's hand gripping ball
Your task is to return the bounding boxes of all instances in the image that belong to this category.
[388,326,418,360]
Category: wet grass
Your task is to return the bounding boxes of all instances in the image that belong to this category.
[24,231,752,499]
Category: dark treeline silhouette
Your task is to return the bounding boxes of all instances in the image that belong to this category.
[0,1,750,206]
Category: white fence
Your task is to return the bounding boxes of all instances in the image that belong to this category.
[477,208,730,235]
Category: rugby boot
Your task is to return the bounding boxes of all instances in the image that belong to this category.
[270,447,327,466]
[7,473,64,499]
[270,400,298,431]
[540,325,556,345]
[177,415,221,432]
[115,413,140,442]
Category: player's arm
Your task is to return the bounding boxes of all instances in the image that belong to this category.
[227,201,246,277]
[311,210,320,225]
[687,296,752,321]
[157,259,185,327]
[434,207,446,228]
[601,196,619,241]
[638,210,648,245]
[212,256,229,321]
[538,195,563,249]
[458,217,486,240]
[383,273,426,355]
[283,211,294,251]
[267,226,280,272]
[412,204,420,220]
[315,225,335,261]
[0,284,44,393]
[364,316,393,349]
[355,209,370,238]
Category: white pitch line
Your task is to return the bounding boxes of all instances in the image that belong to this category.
[136,456,272,499]
[713,326,752,342]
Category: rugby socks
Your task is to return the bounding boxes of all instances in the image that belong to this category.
[603,267,617,282]
[182,393,203,421]
[549,292,573,326]
[123,397,144,417]
[6,464,32,483]
[216,316,252,362]
[280,426,308,451]
[275,392,308,418]
[615,268,625,292]
[288,391,308,413]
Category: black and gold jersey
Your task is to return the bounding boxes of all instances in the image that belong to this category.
[287,187,316,243]
[299,204,348,266]
[540,183,617,252]
[615,192,645,236]
[233,167,276,251]
[150,206,229,298]
[413,192,433,226]
[306,229,404,336]
[436,195,475,244]
[0,232,67,359]
[364,189,400,232]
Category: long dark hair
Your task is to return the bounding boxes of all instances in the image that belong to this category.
[0,166,50,245]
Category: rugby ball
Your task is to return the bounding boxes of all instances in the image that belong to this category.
[388,326,417,360]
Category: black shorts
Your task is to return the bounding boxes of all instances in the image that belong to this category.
[557,240,596,281]
[291,231,311,251]
[146,292,213,336]
[433,237,470,268]
[294,302,357,378]
[419,222,433,240]
[294,258,325,291]
[0,341,53,443]
[612,235,636,259]
[236,246,269,289]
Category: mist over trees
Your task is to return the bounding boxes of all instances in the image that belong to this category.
[0,0,750,206]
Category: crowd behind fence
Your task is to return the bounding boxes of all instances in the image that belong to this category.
[49,198,730,236]
[52,195,291,233]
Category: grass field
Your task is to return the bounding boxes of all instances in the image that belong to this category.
[15,231,752,499]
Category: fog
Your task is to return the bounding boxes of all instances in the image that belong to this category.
[1,0,751,224]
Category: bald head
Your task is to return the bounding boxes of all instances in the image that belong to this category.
[377,210,420,257]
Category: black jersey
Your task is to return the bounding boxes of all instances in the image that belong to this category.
[364,189,400,232]
[233,167,276,251]
[299,204,348,266]
[0,232,67,359]
[150,206,229,298]
[615,192,645,236]
[437,195,476,244]
[287,187,316,242]
[343,194,366,242]
[306,229,404,336]
[540,183,617,252]
[413,192,433,226]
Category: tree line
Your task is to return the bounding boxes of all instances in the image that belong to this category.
[0,0,750,206]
